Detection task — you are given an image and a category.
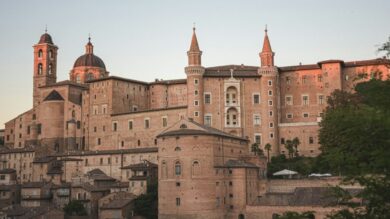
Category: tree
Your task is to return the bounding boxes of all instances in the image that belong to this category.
[377,35,390,58]
[134,182,158,219]
[251,143,264,157]
[274,211,315,219]
[319,78,390,218]
[63,200,87,216]
[264,143,272,163]
[284,140,295,159]
[292,137,300,157]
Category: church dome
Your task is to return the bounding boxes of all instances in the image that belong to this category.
[73,38,106,69]
[73,53,106,69]
[38,33,53,44]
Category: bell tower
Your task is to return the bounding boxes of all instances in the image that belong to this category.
[258,27,280,156]
[33,31,58,107]
[185,27,205,124]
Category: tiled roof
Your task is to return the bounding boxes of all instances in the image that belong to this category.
[22,182,47,188]
[39,80,88,89]
[0,168,16,174]
[100,198,135,209]
[86,76,149,85]
[112,105,187,117]
[52,147,158,157]
[204,65,259,77]
[0,147,34,154]
[43,90,64,101]
[157,119,248,141]
[150,79,187,85]
[121,160,158,170]
[33,156,55,163]
[87,168,116,181]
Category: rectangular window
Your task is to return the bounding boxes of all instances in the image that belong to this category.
[268,100,273,106]
[268,80,272,86]
[285,95,293,106]
[268,90,273,96]
[37,124,42,134]
[302,75,307,84]
[97,138,101,145]
[204,93,211,104]
[93,105,98,115]
[194,79,199,85]
[204,114,212,126]
[309,137,314,144]
[302,95,309,105]
[128,120,133,130]
[144,119,150,129]
[303,113,309,118]
[254,134,261,145]
[112,122,118,131]
[281,138,285,144]
[253,114,261,125]
[318,74,323,82]
[176,198,181,206]
[286,76,291,84]
[253,94,260,104]
[318,95,324,105]
[194,111,199,117]
[102,104,107,114]
[194,100,199,106]
[269,132,274,139]
[162,117,168,127]
[286,113,293,119]
[269,122,273,128]
[194,90,198,96]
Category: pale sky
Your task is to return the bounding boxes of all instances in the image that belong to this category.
[0,0,389,128]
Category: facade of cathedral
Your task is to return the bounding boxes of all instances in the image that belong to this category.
[1,28,389,218]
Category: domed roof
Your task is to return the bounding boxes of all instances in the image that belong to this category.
[73,37,106,69]
[73,53,106,69]
[38,33,53,44]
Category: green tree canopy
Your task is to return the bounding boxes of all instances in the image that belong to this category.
[63,200,87,216]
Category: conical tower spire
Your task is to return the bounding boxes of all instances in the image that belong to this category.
[262,26,272,53]
[260,26,275,67]
[189,27,200,51]
[187,26,202,66]
[85,34,94,54]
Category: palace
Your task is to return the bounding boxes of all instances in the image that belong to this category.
[0,28,388,219]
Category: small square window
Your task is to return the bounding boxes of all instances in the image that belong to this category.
[194,79,199,85]
[303,113,309,118]
[269,122,273,128]
[268,90,272,96]
[194,90,198,95]
[286,113,293,119]
[194,100,199,106]
[194,111,199,117]
[268,100,273,106]
[269,111,273,117]
[268,80,272,86]
[176,182,181,187]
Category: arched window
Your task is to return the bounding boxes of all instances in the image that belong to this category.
[226,107,238,126]
[38,50,43,58]
[175,161,181,176]
[48,64,52,74]
[71,110,76,118]
[76,75,81,83]
[86,73,94,81]
[226,86,238,105]
[38,63,43,75]
[83,192,87,200]
[192,161,200,176]
[161,161,168,179]
[49,50,53,59]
